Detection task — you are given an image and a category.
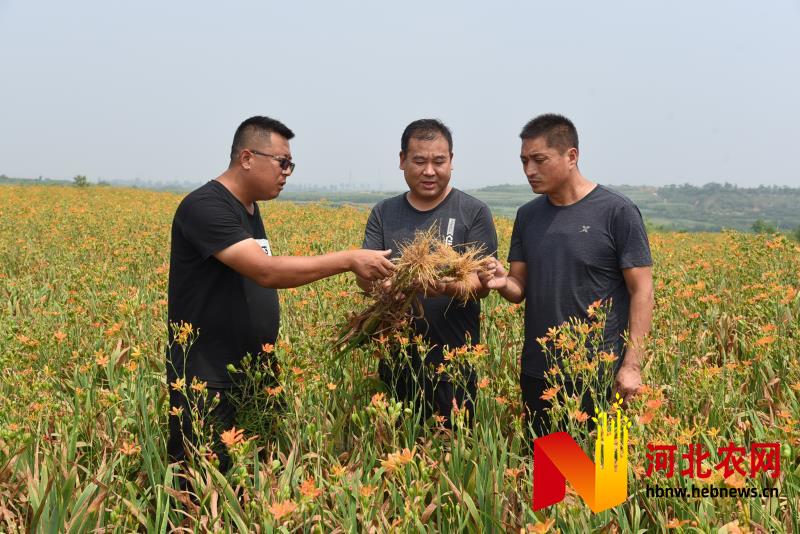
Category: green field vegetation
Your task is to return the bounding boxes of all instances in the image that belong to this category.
[0,184,798,531]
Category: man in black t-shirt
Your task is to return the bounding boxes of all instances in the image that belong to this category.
[479,114,654,438]
[358,119,498,428]
[168,116,395,470]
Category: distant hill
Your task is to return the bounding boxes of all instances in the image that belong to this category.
[2,175,798,232]
[468,183,800,232]
[278,182,800,233]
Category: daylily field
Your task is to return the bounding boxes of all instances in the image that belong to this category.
[0,184,798,532]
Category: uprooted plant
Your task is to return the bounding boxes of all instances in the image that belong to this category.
[335,226,490,354]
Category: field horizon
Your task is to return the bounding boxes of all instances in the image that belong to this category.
[4,175,799,234]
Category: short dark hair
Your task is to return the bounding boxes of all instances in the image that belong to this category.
[230,116,295,162]
[400,119,453,154]
[519,114,578,154]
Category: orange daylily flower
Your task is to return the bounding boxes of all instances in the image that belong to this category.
[646,399,663,410]
[573,410,589,423]
[381,447,415,473]
[190,380,207,394]
[755,336,775,346]
[267,499,297,520]
[170,377,185,391]
[638,411,656,425]
[528,518,556,534]
[220,426,245,448]
[539,386,561,402]
[119,440,141,456]
[265,385,283,396]
[299,476,323,498]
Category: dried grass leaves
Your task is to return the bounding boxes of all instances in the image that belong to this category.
[336,227,490,353]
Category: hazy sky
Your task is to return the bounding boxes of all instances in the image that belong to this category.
[2,1,799,189]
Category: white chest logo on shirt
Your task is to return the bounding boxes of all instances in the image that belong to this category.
[580,225,591,233]
[445,218,456,246]
[256,238,272,256]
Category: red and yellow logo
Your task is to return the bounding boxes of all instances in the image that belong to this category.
[533,395,631,513]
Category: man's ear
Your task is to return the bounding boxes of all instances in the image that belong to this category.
[239,149,253,170]
[567,147,579,168]
[399,150,406,170]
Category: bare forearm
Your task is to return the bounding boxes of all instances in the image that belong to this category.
[497,276,526,304]
[257,251,352,288]
[623,289,654,368]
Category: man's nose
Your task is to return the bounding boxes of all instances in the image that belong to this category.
[422,163,436,176]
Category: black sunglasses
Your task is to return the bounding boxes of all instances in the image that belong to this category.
[248,149,296,173]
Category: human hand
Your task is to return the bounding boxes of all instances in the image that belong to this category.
[613,363,642,405]
[426,279,459,299]
[349,249,394,281]
[477,258,508,290]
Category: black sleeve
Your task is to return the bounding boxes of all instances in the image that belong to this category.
[613,203,653,269]
[178,196,251,260]
[508,208,524,262]
[467,204,499,259]
[362,205,384,251]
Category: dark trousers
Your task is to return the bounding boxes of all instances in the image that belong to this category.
[168,385,238,475]
[379,355,476,429]
[520,374,608,439]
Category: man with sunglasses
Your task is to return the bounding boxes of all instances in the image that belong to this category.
[167,115,394,472]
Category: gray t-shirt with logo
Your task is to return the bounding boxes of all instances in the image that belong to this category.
[363,188,498,369]
[508,185,652,379]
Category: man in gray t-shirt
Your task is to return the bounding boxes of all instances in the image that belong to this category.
[480,114,654,437]
[358,119,498,428]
